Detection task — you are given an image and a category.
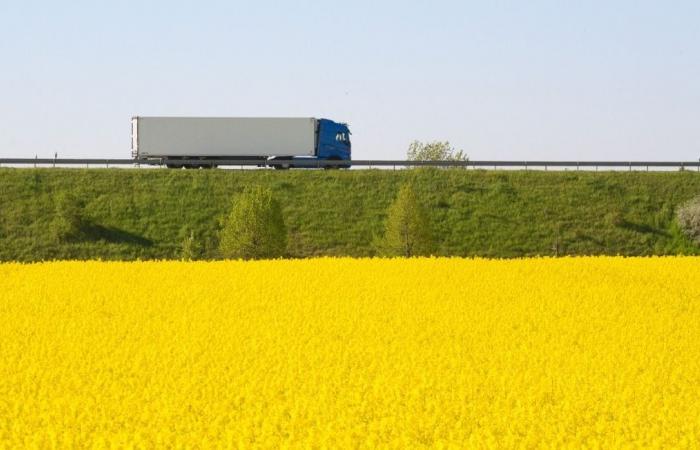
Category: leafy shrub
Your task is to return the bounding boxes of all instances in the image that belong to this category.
[377,184,433,257]
[50,192,86,243]
[407,141,468,162]
[676,196,700,244]
[180,230,199,261]
[219,186,287,259]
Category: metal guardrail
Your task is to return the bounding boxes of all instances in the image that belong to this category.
[0,158,700,170]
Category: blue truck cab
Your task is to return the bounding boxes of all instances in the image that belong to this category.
[316,119,352,162]
[271,118,351,169]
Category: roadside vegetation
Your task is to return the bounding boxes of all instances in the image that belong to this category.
[218,186,287,259]
[406,140,468,162]
[376,183,433,257]
[1,168,700,261]
[49,192,88,243]
[676,195,700,245]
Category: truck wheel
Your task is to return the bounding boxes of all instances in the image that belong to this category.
[324,159,342,170]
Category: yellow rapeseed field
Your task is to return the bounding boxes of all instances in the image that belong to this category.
[1,257,699,448]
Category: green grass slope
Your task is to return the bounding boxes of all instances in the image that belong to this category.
[1,168,699,261]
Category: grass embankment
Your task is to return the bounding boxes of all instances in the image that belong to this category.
[1,168,699,261]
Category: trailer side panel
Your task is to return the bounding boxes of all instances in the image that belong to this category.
[134,117,317,158]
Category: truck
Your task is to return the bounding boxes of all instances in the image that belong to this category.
[130,117,351,169]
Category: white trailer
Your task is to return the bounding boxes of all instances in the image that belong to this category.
[131,117,317,159]
[130,116,352,169]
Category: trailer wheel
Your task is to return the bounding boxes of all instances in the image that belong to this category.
[184,157,202,169]
[165,157,184,169]
[195,157,215,169]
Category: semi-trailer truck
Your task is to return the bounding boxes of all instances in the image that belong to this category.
[130,117,351,169]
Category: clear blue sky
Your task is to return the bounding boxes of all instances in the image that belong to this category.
[1,0,698,160]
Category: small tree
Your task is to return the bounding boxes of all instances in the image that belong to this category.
[50,192,86,243]
[379,184,433,257]
[219,186,287,259]
[677,196,700,244]
[180,230,199,261]
[407,140,468,162]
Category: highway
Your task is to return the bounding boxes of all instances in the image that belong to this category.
[1,158,699,171]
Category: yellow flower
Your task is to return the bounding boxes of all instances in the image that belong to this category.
[0,257,698,447]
